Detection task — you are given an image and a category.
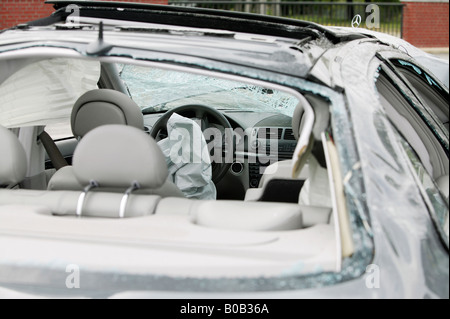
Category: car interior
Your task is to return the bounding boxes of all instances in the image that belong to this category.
[0,56,346,277]
[0,57,336,201]
[1,49,447,278]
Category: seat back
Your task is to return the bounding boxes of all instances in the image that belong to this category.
[71,89,144,139]
[74,124,167,190]
[44,89,144,171]
[49,125,183,200]
[0,125,27,188]
[47,88,146,184]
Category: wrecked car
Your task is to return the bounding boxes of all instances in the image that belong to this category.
[0,1,448,299]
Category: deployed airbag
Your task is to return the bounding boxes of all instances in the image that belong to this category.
[157,113,216,200]
[0,58,100,128]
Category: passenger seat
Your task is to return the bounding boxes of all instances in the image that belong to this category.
[244,94,331,207]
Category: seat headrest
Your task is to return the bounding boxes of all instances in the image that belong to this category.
[72,125,168,189]
[71,89,144,138]
[0,126,27,187]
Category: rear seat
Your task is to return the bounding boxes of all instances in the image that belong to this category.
[0,189,160,218]
[1,124,330,227]
[155,197,332,229]
[0,124,169,218]
[0,188,331,228]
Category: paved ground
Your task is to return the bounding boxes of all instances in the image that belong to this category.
[432,53,449,60]
[421,48,449,60]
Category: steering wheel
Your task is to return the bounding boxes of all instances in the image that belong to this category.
[150,104,233,184]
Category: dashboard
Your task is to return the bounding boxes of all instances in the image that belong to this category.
[144,110,297,199]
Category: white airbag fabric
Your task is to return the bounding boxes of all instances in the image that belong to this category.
[0,58,100,128]
[158,113,216,200]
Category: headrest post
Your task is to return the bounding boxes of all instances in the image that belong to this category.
[119,181,140,218]
[76,180,98,217]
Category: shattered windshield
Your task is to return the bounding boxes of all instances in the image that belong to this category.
[118,64,299,116]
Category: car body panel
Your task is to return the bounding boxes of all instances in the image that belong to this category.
[0,2,448,298]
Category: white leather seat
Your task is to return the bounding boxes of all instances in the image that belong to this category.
[52,124,183,198]
[71,89,144,139]
[244,160,309,201]
[0,125,27,189]
[244,94,331,206]
[48,89,145,190]
[244,100,310,202]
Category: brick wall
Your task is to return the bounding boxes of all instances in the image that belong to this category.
[402,0,449,48]
[3,1,449,48]
[0,0,168,30]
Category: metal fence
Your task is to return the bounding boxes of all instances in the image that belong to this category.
[169,1,404,38]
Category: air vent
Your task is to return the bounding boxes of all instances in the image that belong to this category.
[257,128,283,139]
[284,129,296,140]
[278,151,294,160]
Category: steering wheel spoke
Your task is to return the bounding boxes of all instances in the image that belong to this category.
[195,108,205,118]
[199,115,210,132]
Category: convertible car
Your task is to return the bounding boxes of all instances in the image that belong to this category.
[0,1,448,299]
